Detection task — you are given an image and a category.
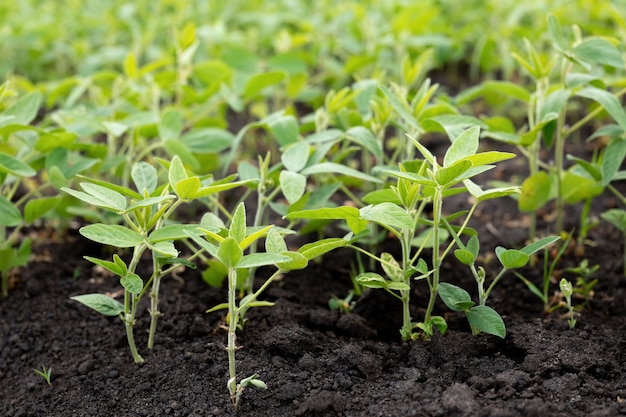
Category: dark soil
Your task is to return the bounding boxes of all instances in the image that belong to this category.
[3,167,626,417]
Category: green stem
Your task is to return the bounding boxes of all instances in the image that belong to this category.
[424,187,443,327]
[147,268,161,350]
[123,290,143,363]
[226,267,239,405]
[482,268,508,305]
[554,106,567,233]
[399,229,413,340]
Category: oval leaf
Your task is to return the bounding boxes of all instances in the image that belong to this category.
[80,224,144,248]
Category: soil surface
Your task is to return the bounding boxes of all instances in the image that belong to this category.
[3,156,626,417]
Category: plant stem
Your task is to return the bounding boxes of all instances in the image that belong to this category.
[147,268,161,350]
[226,267,239,406]
[124,291,144,363]
[423,187,443,328]
[399,228,413,340]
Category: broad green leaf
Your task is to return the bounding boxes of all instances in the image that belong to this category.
[568,156,602,181]
[435,160,472,186]
[163,140,200,172]
[120,273,143,294]
[148,224,200,243]
[132,162,157,194]
[80,182,127,211]
[443,126,480,166]
[236,253,291,269]
[286,206,360,221]
[152,241,178,258]
[84,256,124,276]
[561,170,603,204]
[268,115,299,146]
[346,126,383,162]
[181,128,234,153]
[495,247,529,269]
[174,177,201,200]
[276,251,308,272]
[280,171,307,204]
[518,171,552,212]
[540,89,571,121]
[301,162,382,184]
[71,293,124,316]
[24,197,60,224]
[466,305,506,338]
[454,249,475,266]
[72,175,141,199]
[520,236,560,256]
[2,91,41,125]
[217,237,243,268]
[381,252,403,281]
[438,282,474,312]
[80,224,144,248]
[159,109,183,142]
[386,281,411,291]
[356,272,388,289]
[573,38,624,69]
[601,209,626,232]
[229,203,246,243]
[362,189,403,205]
[455,235,478,265]
[463,151,516,167]
[265,228,287,253]
[0,153,36,177]
[243,71,285,100]
[0,195,22,227]
[577,87,626,131]
[168,155,188,190]
[281,141,310,172]
[602,137,626,186]
[298,238,348,260]
[359,203,413,229]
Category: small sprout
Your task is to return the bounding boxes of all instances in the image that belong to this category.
[559,278,577,329]
[329,292,356,314]
[33,364,52,386]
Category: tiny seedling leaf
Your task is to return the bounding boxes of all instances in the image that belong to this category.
[495,247,529,269]
[71,294,124,316]
[265,228,288,253]
[120,273,143,294]
[381,252,403,282]
[520,236,560,256]
[217,237,243,268]
[356,272,388,289]
[443,126,480,166]
[438,283,474,312]
[229,203,247,244]
[298,238,348,260]
[84,256,124,276]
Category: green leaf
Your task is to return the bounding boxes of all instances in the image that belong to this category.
[281,141,310,172]
[80,182,128,211]
[519,236,560,256]
[454,249,475,266]
[561,170,603,204]
[174,177,201,200]
[573,38,624,69]
[346,126,383,162]
[132,162,157,195]
[243,71,285,100]
[71,294,124,316]
[268,115,299,146]
[276,251,308,272]
[0,153,36,177]
[0,197,21,226]
[24,197,60,224]
[362,189,403,205]
[438,283,474,312]
[236,253,291,269]
[519,171,552,212]
[126,195,175,212]
[152,241,178,258]
[435,160,472,186]
[240,225,273,250]
[577,87,626,131]
[378,85,419,130]
[301,162,382,184]
[286,206,360,221]
[463,151,516,167]
[381,252,403,281]
[265,228,287,254]
[84,256,124,276]
[159,109,183,142]
[443,126,480,166]
[120,273,143,294]
[181,128,234,153]
[80,224,144,248]
[148,224,200,243]
[217,237,243,268]
[356,272,388,289]
[168,155,188,189]
[601,209,626,232]
[495,247,529,269]
[2,91,41,125]
[359,203,413,229]
[280,171,307,204]
[229,203,246,244]
[602,138,626,186]
[424,116,485,142]
[466,305,506,338]
[297,238,348,260]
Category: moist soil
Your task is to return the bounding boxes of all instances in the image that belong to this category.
[3,157,626,417]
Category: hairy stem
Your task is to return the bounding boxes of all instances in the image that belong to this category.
[424,187,443,328]
[226,267,239,406]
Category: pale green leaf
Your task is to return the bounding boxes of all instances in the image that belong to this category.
[573,38,624,69]
[71,294,124,317]
[236,253,291,269]
[297,238,348,260]
[495,247,529,269]
[80,224,144,248]
[443,126,480,166]
[281,141,310,172]
[132,162,158,194]
[24,197,60,224]
[0,153,36,177]
[359,203,413,229]
[466,306,506,338]
[120,273,143,294]
[280,170,307,204]
[229,203,246,243]
[438,282,474,312]
[301,162,382,184]
[217,237,243,268]
[159,109,183,142]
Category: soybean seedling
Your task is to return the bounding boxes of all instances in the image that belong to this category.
[33,364,52,386]
[288,126,519,340]
[439,234,559,337]
[64,156,249,363]
[559,278,577,329]
[187,202,350,408]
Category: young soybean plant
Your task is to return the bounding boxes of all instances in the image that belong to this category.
[439,233,559,337]
[187,202,349,408]
[289,126,519,340]
[63,156,248,363]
